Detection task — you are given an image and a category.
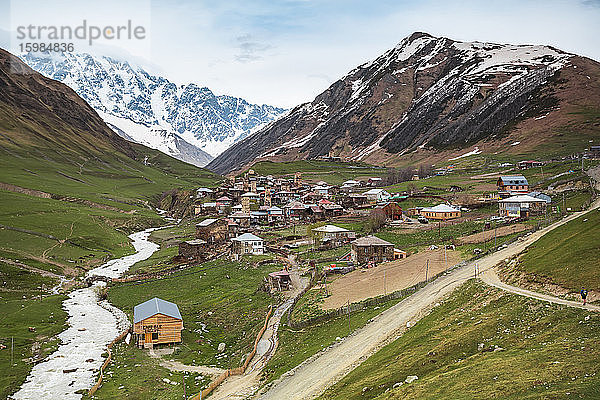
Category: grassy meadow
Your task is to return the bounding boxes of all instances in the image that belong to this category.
[318,281,600,400]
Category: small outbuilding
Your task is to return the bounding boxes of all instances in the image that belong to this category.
[133,297,183,349]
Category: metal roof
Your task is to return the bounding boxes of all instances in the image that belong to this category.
[421,204,460,213]
[312,224,349,233]
[183,239,207,245]
[499,176,528,185]
[197,218,218,227]
[134,297,182,323]
[499,195,547,203]
[232,233,263,242]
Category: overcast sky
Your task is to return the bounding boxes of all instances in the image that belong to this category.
[1,0,599,108]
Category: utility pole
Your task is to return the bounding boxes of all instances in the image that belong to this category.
[182,374,187,400]
[425,259,429,282]
[563,192,566,215]
[11,336,14,366]
[482,224,486,251]
[347,300,351,334]
[383,269,386,296]
[494,223,497,249]
[444,245,447,271]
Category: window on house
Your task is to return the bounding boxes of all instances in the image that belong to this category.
[152,332,158,341]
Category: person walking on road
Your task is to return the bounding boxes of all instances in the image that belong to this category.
[581,287,588,305]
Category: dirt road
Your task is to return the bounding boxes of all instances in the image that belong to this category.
[207,254,309,400]
[321,249,461,309]
[257,193,600,400]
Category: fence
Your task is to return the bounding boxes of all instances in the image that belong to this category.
[285,267,456,331]
[189,305,274,400]
[88,328,130,396]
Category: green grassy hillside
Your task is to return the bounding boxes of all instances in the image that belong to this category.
[519,209,600,291]
[318,281,600,400]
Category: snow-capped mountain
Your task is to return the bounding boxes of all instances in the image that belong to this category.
[21,52,287,167]
[208,32,600,174]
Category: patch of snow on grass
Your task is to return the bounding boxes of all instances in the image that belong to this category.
[449,147,482,161]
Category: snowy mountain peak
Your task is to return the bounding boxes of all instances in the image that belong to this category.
[21,52,287,167]
[208,32,588,174]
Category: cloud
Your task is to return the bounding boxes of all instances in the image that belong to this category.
[234,34,272,63]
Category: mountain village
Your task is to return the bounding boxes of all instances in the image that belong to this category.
[1,7,599,398]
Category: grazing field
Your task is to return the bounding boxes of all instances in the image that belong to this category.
[318,281,600,400]
[84,342,210,400]
[0,261,67,399]
[262,296,405,386]
[107,257,283,370]
[518,209,600,292]
[321,249,462,309]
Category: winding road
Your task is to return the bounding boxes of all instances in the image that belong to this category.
[255,172,600,400]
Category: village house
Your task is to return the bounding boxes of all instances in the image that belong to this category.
[313,185,331,197]
[178,239,208,260]
[284,201,309,220]
[225,218,240,238]
[216,196,233,207]
[250,210,269,225]
[499,195,547,218]
[420,204,461,220]
[517,160,545,169]
[196,218,228,243]
[274,190,297,205]
[231,232,265,255]
[497,175,529,195]
[194,201,217,216]
[344,193,368,208]
[312,224,355,248]
[318,199,344,218]
[196,187,214,198]
[302,191,322,203]
[367,177,383,186]
[267,205,284,223]
[351,235,395,264]
[375,202,403,220]
[133,297,183,349]
[364,188,392,203]
[230,211,252,228]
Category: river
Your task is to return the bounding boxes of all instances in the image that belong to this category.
[11,228,160,400]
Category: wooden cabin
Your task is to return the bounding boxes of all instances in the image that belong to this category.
[133,298,183,349]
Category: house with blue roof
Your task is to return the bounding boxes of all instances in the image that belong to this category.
[133,297,183,349]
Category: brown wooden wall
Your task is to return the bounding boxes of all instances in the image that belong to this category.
[134,313,183,345]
